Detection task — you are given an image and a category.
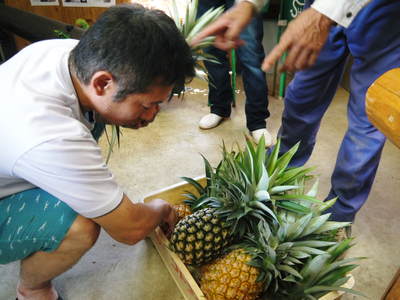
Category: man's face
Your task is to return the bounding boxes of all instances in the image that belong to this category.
[95,84,173,129]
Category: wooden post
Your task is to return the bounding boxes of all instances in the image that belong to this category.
[366,68,400,148]
[366,69,400,299]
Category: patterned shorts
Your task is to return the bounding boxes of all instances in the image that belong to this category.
[0,188,77,264]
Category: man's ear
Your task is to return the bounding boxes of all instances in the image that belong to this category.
[91,71,114,96]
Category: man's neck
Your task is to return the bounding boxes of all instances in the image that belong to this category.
[69,69,93,114]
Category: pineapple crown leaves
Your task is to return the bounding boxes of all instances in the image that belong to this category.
[326,237,357,262]
[280,244,366,299]
[179,136,332,235]
[180,154,222,211]
[205,178,278,237]
[179,136,352,242]
[238,221,338,295]
[234,221,281,289]
[218,207,364,300]
[238,213,357,296]
[169,0,224,74]
[169,0,224,44]
[266,141,311,185]
[180,174,216,211]
[263,139,323,215]
[185,5,225,44]
[275,177,337,223]
[269,238,364,299]
[266,139,301,182]
[205,141,279,230]
[105,125,121,163]
[275,182,319,217]
[276,208,352,245]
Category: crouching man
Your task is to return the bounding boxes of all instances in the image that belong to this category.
[0,4,195,300]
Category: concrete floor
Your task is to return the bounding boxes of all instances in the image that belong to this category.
[0,77,399,300]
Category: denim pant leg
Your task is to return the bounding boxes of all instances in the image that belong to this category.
[278,25,349,166]
[236,14,269,131]
[325,0,400,222]
[198,0,232,118]
[204,48,233,118]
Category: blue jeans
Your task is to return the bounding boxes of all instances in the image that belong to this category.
[278,0,400,222]
[197,0,270,131]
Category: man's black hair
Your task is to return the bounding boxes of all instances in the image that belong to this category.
[69,4,195,101]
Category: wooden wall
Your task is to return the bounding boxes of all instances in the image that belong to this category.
[4,0,132,26]
[4,0,131,49]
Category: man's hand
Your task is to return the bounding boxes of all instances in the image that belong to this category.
[190,1,255,51]
[262,8,334,72]
[93,195,177,245]
[147,198,177,237]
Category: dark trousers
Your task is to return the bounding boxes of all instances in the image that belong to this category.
[198,0,270,131]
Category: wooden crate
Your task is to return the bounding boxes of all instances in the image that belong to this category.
[382,268,400,300]
[144,178,355,300]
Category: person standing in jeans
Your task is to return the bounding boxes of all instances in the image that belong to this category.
[277,0,400,225]
[197,0,272,146]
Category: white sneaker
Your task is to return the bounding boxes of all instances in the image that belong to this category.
[251,128,273,147]
[199,113,225,129]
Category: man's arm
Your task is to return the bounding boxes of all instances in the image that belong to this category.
[13,137,177,246]
[190,1,257,50]
[93,195,176,245]
[311,0,371,28]
[262,0,371,72]
[262,7,334,72]
[236,0,268,12]
[192,0,371,71]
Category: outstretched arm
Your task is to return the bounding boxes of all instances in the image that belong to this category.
[262,0,371,71]
[191,1,256,51]
[193,0,370,72]
[93,195,177,245]
[262,8,334,72]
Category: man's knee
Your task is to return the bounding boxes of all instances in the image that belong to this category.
[63,216,100,252]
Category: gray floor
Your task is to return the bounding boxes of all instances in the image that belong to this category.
[1,77,399,300]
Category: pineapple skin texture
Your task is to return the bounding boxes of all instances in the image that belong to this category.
[173,204,192,221]
[200,249,263,300]
[170,208,232,265]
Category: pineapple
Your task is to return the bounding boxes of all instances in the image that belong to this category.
[173,203,192,221]
[171,207,232,265]
[173,174,216,222]
[200,171,361,300]
[171,136,365,299]
[170,137,321,266]
[200,248,263,300]
[200,207,362,300]
[170,137,276,265]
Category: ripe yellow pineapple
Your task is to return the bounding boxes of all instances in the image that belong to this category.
[173,203,192,221]
[170,137,317,266]
[199,215,360,300]
[170,137,311,266]
[175,138,363,299]
[200,248,263,300]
